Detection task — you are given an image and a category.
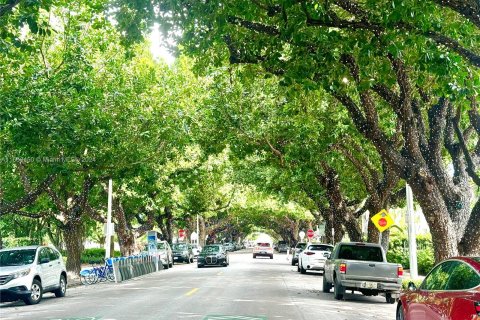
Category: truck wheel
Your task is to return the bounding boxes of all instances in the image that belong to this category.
[333,277,345,300]
[24,279,43,305]
[386,293,396,304]
[322,275,332,293]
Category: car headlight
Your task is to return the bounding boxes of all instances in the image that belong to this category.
[12,268,31,279]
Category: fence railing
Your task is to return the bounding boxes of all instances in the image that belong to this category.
[111,255,160,283]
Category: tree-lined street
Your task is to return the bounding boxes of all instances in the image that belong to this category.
[0,251,395,320]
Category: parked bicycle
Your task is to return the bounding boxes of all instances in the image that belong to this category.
[80,259,115,285]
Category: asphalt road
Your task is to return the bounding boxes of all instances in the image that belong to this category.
[0,251,397,320]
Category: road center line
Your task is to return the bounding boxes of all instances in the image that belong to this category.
[185,288,199,296]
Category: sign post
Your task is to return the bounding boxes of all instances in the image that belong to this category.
[406,184,418,278]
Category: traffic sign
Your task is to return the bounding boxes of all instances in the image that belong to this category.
[307,229,314,238]
[178,229,185,239]
[299,231,305,240]
[371,209,394,232]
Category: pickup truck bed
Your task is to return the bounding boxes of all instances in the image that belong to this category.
[323,242,403,303]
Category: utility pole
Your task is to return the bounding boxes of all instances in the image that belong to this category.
[105,179,113,259]
[196,214,199,245]
[406,184,418,278]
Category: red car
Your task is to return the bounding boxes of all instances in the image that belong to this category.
[396,256,480,320]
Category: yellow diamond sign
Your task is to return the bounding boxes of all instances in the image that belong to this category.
[371,209,394,232]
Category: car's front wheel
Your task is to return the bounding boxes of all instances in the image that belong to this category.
[322,275,332,293]
[300,262,307,274]
[24,279,43,305]
[53,275,67,297]
[396,303,405,320]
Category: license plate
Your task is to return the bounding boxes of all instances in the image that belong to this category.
[361,281,378,289]
[174,257,179,260]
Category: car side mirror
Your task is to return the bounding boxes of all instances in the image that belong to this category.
[40,258,50,264]
[407,281,417,291]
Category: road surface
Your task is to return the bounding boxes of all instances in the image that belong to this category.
[0,251,397,320]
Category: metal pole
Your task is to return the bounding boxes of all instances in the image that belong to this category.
[406,184,418,278]
[105,179,113,259]
[196,214,199,246]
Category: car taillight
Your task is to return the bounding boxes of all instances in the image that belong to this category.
[397,266,403,277]
[475,302,480,315]
[305,252,315,255]
[339,263,347,274]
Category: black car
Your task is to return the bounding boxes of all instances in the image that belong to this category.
[171,243,194,264]
[197,244,229,268]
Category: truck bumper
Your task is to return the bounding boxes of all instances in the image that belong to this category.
[341,280,401,293]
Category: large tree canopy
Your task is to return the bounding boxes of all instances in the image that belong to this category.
[117,0,480,261]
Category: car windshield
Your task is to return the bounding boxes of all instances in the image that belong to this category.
[172,244,187,250]
[0,249,37,266]
[338,245,383,262]
[308,245,333,251]
[257,243,271,247]
[203,246,220,253]
[296,243,307,249]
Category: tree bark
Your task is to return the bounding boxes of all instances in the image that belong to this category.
[114,200,136,256]
[63,220,83,274]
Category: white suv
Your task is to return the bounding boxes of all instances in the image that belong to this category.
[0,245,67,305]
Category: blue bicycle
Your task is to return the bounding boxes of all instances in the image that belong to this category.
[80,259,114,284]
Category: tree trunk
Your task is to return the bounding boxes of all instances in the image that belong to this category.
[164,206,173,243]
[408,178,459,261]
[114,200,136,256]
[63,220,84,274]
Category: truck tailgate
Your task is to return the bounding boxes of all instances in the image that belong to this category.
[344,261,399,282]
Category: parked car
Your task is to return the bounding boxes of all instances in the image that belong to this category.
[191,244,202,259]
[0,245,67,305]
[253,242,273,259]
[277,242,289,253]
[171,243,194,264]
[144,240,173,269]
[291,242,307,266]
[197,244,229,268]
[223,243,235,252]
[396,256,480,320]
[323,242,403,303]
[298,243,333,274]
[157,241,173,269]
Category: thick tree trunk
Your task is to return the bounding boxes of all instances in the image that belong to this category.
[164,206,173,243]
[114,201,136,256]
[63,220,84,274]
[408,178,459,261]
